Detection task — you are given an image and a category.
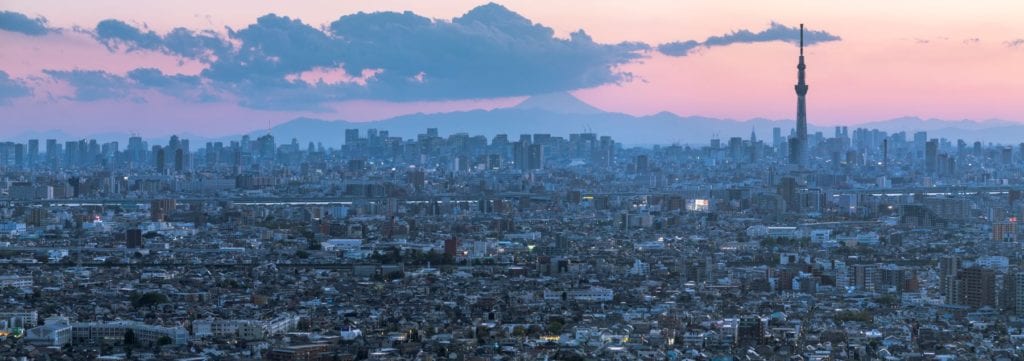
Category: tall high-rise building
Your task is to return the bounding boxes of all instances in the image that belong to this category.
[65,141,78,167]
[45,139,58,168]
[994,220,1019,242]
[954,267,996,308]
[444,237,458,258]
[256,134,276,160]
[126,229,143,248]
[154,145,166,173]
[790,24,809,168]
[128,136,145,165]
[1004,272,1024,315]
[14,143,25,167]
[174,148,184,173]
[634,155,649,173]
[777,176,799,212]
[852,263,878,292]
[345,129,360,144]
[881,139,889,170]
[513,141,527,170]
[527,144,544,170]
[27,139,38,166]
[925,139,938,174]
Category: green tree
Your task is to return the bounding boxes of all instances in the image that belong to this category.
[124,328,135,358]
[131,291,169,308]
[124,328,136,345]
[547,320,564,334]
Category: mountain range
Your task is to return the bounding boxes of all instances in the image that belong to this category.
[248,93,1024,146]
[11,93,1024,146]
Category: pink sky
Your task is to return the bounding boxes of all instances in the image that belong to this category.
[2,0,1024,138]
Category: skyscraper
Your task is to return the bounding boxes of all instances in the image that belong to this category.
[45,139,58,168]
[128,136,145,165]
[27,139,38,167]
[791,24,809,168]
[925,139,938,174]
[155,145,166,173]
[513,140,527,171]
[527,143,544,170]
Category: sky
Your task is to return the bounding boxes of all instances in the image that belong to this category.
[2,0,1024,138]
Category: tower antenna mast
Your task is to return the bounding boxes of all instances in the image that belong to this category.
[800,24,804,55]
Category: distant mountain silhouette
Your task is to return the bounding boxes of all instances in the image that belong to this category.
[249,93,784,146]
[249,94,1024,146]
[9,93,1024,145]
[256,111,780,147]
[858,116,1016,132]
[513,92,605,114]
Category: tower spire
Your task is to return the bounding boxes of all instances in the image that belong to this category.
[791,23,809,168]
[800,24,804,55]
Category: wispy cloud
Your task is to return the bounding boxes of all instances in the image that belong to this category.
[656,40,700,56]
[43,69,131,101]
[657,22,841,57]
[93,19,231,63]
[0,71,33,104]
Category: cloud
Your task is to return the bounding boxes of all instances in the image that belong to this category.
[128,67,199,87]
[94,19,230,62]
[127,68,217,102]
[0,11,56,36]
[704,22,840,47]
[963,37,980,45]
[657,41,700,56]
[95,19,162,50]
[39,68,219,103]
[161,28,233,62]
[43,69,131,101]
[199,3,645,108]
[327,4,646,100]
[0,71,33,104]
[199,13,356,110]
[1007,39,1024,48]
[204,14,343,83]
[31,5,834,111]
[657,22,841,56]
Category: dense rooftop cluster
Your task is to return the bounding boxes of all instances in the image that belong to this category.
[2,126,1024,360]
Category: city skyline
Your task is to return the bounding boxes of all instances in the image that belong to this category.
[7,3,1024,359]
[2,1,1024,138]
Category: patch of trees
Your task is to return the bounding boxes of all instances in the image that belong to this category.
[131,291,169,308]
